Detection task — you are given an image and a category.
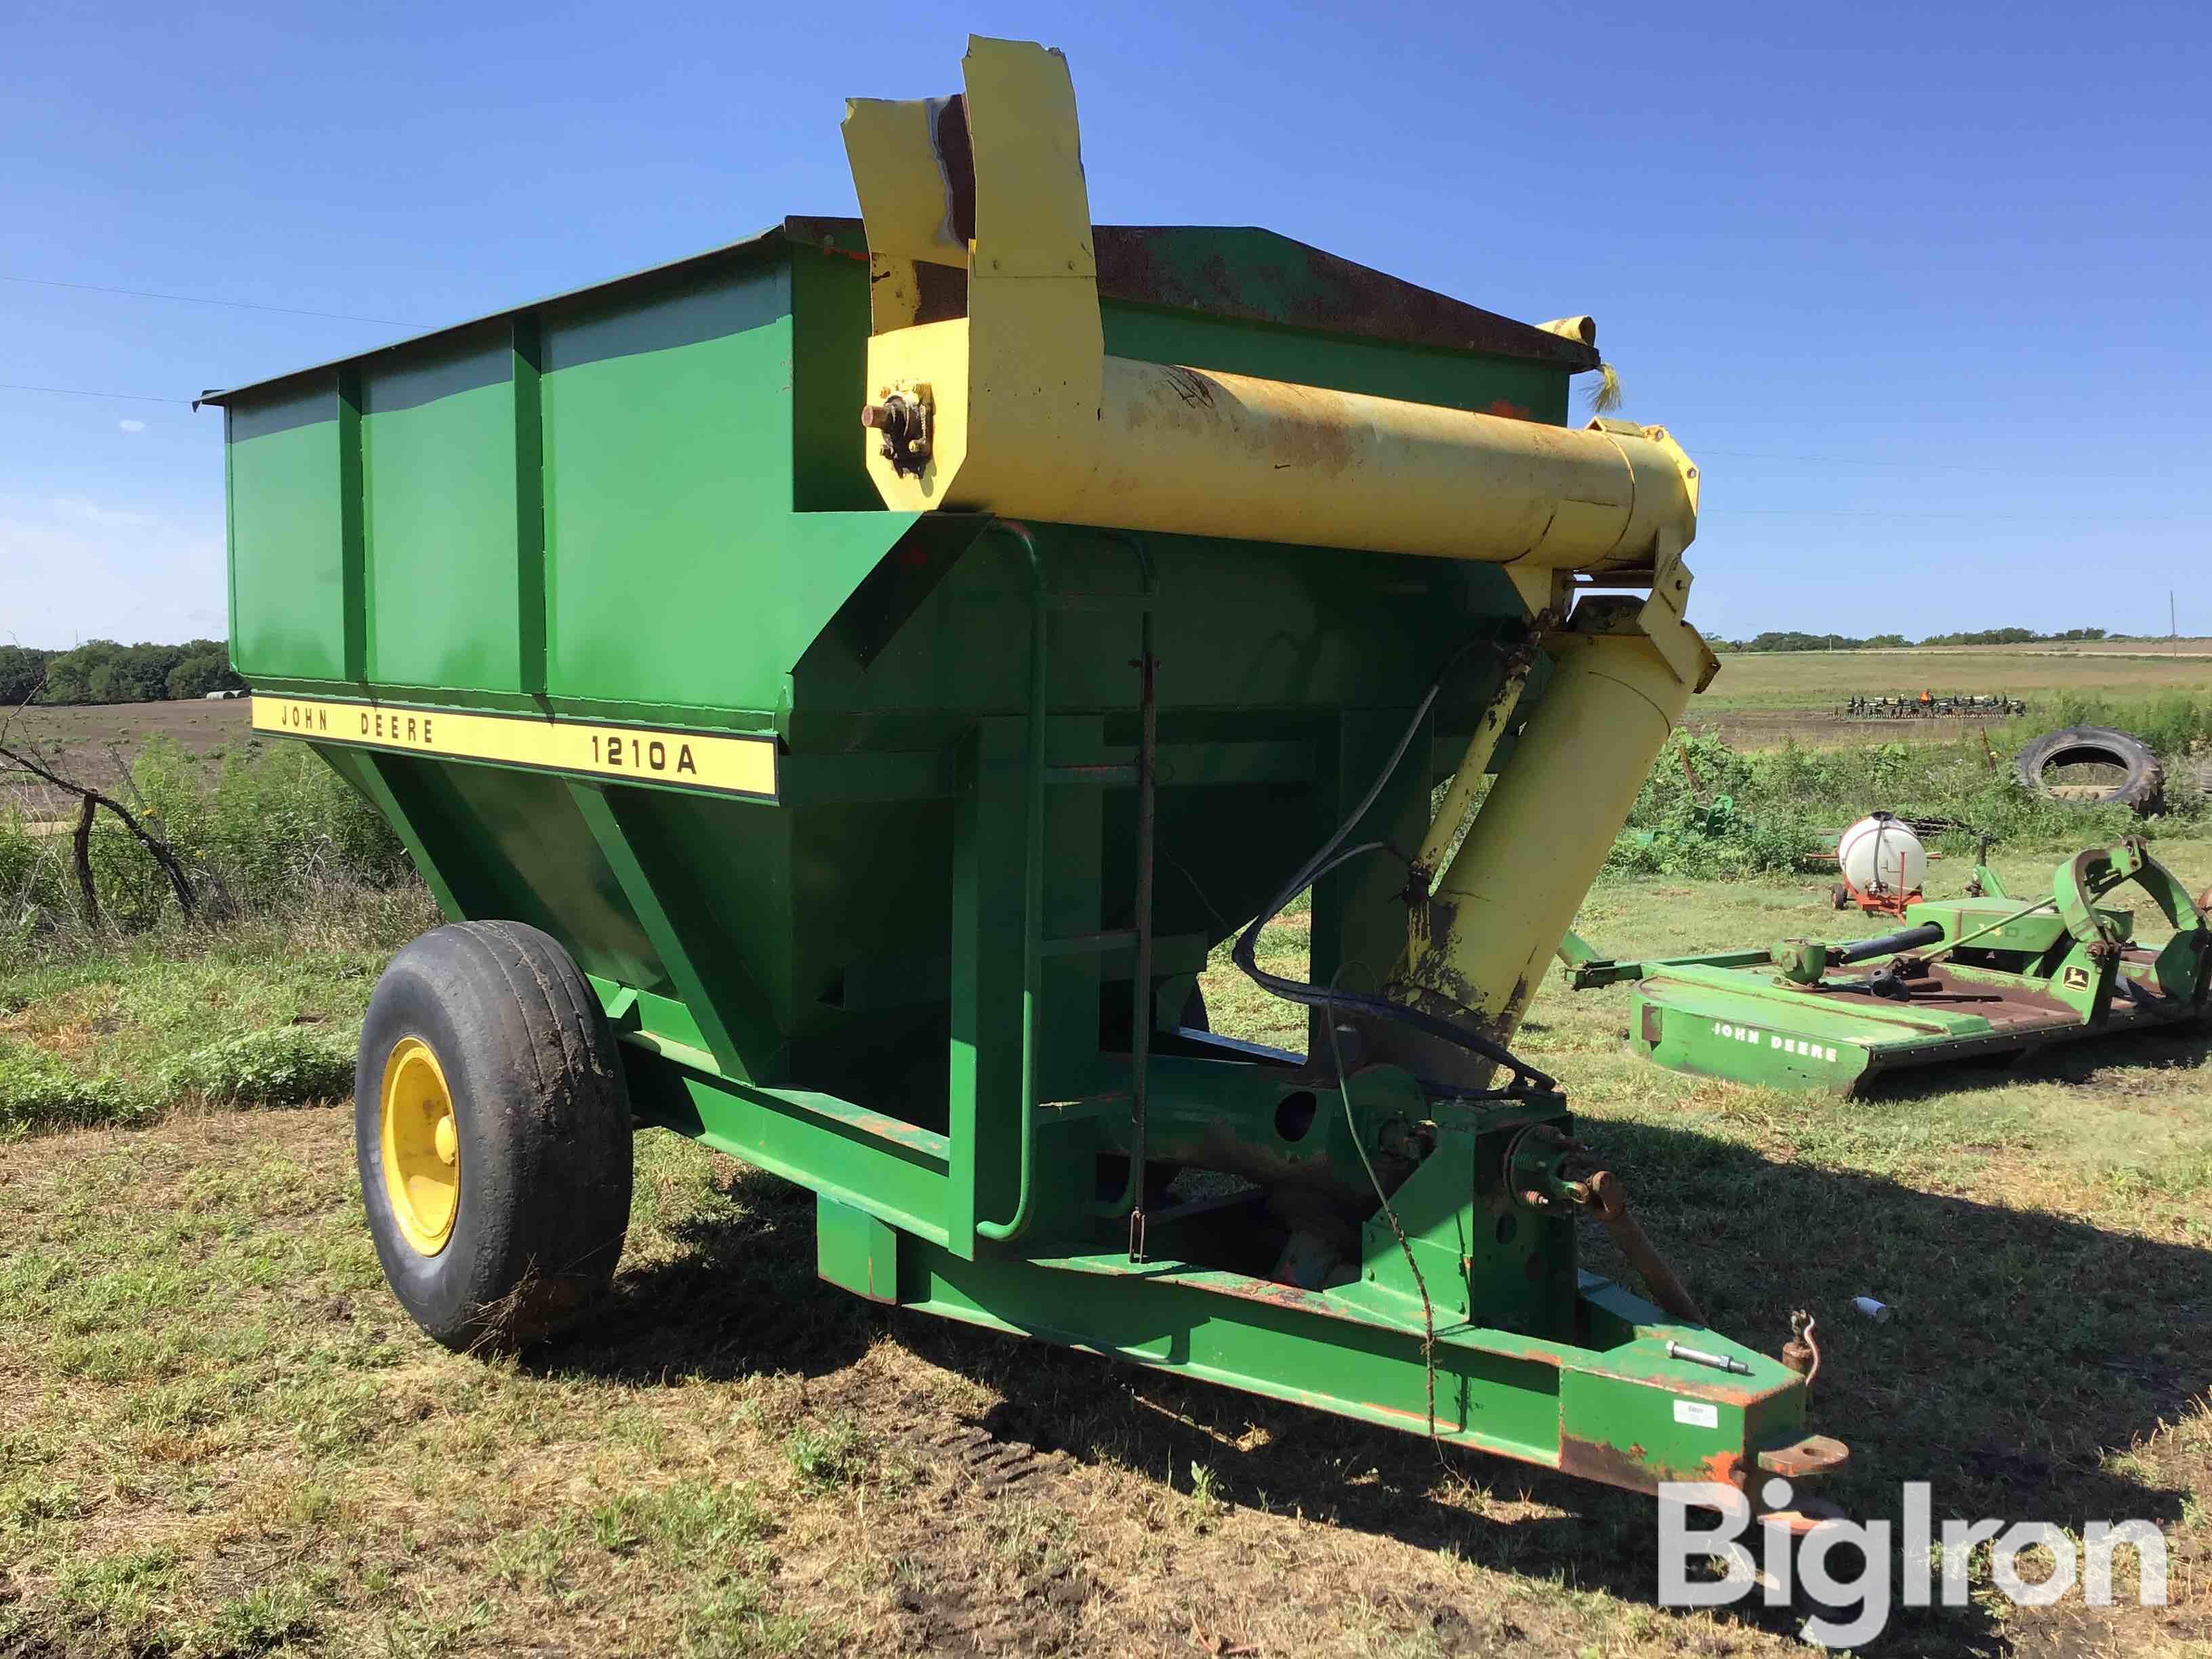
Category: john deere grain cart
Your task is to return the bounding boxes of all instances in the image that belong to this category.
[207,38,1843,1501]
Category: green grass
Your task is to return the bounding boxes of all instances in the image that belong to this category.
[0,884,436,1136]
[2,732,413,941]
[1698,644,2212,713]
[0,836,2207,1653]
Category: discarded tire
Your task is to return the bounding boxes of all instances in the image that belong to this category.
[2013,726,2165,816]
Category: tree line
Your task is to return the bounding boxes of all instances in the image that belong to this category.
[1714,627,2115,653]
[0,640,247,708]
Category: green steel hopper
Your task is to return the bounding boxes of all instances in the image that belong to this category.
[1563,839,2211,1092]
[206,37,1845,1504]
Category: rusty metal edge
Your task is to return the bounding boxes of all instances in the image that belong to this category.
[201,216,1597,408]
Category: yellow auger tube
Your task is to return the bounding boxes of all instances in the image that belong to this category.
[867,337,1698,571]
[844,38,1698,574]
[1387,606,1696,1086]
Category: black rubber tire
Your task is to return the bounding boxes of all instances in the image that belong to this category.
[2013,725,2165,815]
[1831,883,1852,911]
[355,920,632,1351]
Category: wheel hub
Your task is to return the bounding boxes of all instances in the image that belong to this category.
[380,1036,459,1255]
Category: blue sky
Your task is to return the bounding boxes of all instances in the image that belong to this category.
[4,0,2206,648]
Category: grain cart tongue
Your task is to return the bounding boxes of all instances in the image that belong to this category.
[209,35,1841,1505]
[1567,838,2212,1091]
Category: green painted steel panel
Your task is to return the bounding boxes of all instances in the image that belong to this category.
[361,331,524,691]
[816,1197,902,1303]
[900,1244,1566,1458]
[540,263,791,712]
[790,521,1523,722]
[226,386,347,682]
[626,1062,950,1249]
[789,247,881,512]
[362,753,672,996]
[537,258,927,718]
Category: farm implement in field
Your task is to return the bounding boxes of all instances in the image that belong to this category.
[210,38,1847,1511]
[1561,837,2211,1092]
[1839,694,2026,719]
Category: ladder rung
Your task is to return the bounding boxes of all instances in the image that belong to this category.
[1040,928,1136,958]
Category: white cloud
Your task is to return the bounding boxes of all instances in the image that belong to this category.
[118,419,146,433]
[51,495,159,530]
[0,495,223,645]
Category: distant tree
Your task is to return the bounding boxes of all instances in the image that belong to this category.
[167,649,245,699]
[1742,630,1872,653]
[39,640,113,703]
[28,641,242,703]
[1917,626,2045,647]
[0,644,54,706]
[120,642,188,700]
[1865,633,1908,647]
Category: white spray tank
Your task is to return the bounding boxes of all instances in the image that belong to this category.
[1837,812,1927,898]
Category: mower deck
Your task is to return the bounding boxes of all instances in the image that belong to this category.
[1568,838,2211,1093]
[1633,948,2196,1093]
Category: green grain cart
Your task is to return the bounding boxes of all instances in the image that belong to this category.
[206,37,1844,1506]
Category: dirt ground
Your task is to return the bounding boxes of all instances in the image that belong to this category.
[0,699,253,818]
[1682,706,2015,750]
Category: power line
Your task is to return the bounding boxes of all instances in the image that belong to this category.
[0,382,192,405]
[3,273,417,329]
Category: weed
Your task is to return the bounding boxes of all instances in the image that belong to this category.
[488,1519,577,1591]
[592,1480,775,1559]
[0,1474,83,1531]
[782,1417,868,1490]
[1189,1458,1223,1510]
[0,1035,143,1134]
[159,1023,356,1108]
[678,1586,816,1658]
[47,1544,182,1640]
[183,1572,333,1656]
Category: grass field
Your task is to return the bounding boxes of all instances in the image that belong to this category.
[1694,642,2212,752]
[1702,643,2212,712]
[4,830,2210,1656]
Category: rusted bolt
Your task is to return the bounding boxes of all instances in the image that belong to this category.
[1783,1309,1822,1390]
[861,396,932,478]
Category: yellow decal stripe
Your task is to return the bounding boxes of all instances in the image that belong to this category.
[252,697,777,801]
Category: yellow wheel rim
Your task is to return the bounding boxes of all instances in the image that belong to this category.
[380,1037,460,1256]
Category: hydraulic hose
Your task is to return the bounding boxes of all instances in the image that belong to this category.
[1836,922,1944,966]
[1231,644,1556,1099]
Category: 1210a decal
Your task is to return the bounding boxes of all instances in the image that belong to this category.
[590,732,698,777]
